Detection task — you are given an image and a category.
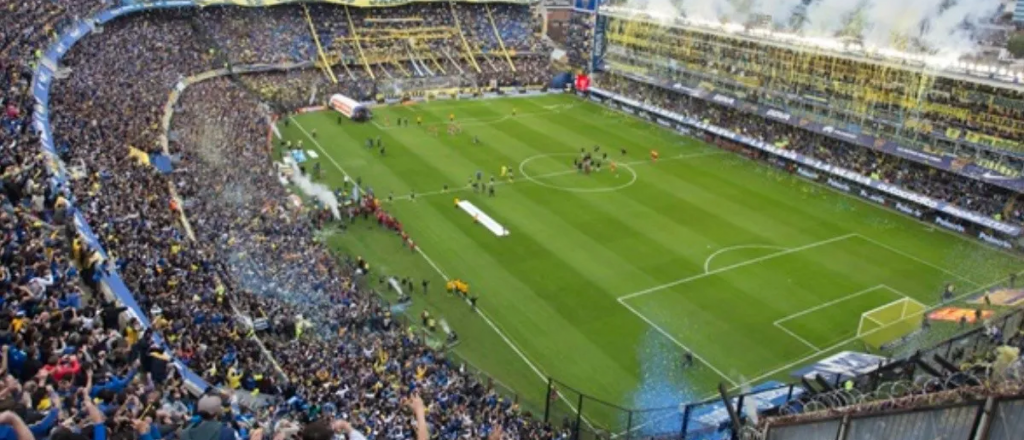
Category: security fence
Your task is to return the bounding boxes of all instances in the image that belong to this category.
[763,396,1024,440]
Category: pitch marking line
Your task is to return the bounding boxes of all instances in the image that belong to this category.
[388,151,724,202]
[774,323,821,352]
[703,244,787,274]
[290,117,596,429]
[617,296,739,387]
[852,233,982,287]
[773,285,891,326]
[618,234,858,302]
[772,285,889,352]
[370,104,578,130]
[729,274,1016,395]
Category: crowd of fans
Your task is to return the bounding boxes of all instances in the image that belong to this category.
[186,3,552,93]
[597,73,1024,226]
[4,1,1022,440]
[600,17,1024,156]
[564,13,594,71]
[1,2,570,440]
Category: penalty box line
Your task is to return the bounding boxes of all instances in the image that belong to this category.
[617,233,858,302]
[772,284,906,352]
[728,274,1016,395]
[614,234,856,387]
[617,296,739,387]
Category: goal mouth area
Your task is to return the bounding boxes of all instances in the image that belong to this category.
[857,297,928,348]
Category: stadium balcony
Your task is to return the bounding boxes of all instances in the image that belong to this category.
[598,13,1024,160]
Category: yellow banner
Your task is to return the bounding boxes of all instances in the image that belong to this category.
[965,131,1021,150]
[195,0,534,7]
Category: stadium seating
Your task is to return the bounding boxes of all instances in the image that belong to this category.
[5,1,1023,439]
[599,12,1024,162]
[596,72,1024,230]
[3,2,559,439]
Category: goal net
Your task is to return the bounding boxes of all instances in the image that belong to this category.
[856,298,928,348]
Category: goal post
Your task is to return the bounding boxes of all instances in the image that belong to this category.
[856,298,928,348]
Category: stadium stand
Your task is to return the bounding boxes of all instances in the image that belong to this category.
[1,1,565,440]
[595,73,1024,232]
[598,10,1024,162]
[3,1,1023,440]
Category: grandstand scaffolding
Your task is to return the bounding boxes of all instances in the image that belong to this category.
[300,4,338,84]
[449,1,482,73]
[484,4,517,72]
[344,5,376,79]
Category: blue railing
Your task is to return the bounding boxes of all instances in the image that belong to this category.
[31,0,207,392]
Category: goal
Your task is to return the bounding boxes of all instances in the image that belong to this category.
[857,298,928,347]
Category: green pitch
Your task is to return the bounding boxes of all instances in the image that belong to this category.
[275,94,1021,432]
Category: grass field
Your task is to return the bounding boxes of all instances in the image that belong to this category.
[275,93,1022,433]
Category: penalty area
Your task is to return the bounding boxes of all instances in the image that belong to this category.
[456,199,510,237]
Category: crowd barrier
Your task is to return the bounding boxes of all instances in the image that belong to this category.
[602,69,1024,194]
[766,396,1024,440]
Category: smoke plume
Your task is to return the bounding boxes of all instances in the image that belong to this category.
[289,162,341,219]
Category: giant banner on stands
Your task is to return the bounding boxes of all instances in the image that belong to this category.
[589,88,1022,237]
[34,0,206,393]
[608,70,1024,193]
[687,382,804,435]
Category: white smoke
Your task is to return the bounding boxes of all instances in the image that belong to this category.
[289,162,341,219]
[621,0,1001,56]
[738,376,760,426]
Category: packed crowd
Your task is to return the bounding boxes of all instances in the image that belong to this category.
[0,4,290,440]
[601,18,1024,155]
[3,1,1022,440]
[188,3,552,91]
[597,74,1024,226]
[1,1,574,439]
[565,12,594,71]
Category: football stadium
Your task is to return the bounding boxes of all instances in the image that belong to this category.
[5,0,1024,440]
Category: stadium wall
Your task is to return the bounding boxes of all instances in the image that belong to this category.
[585,88,1023,247]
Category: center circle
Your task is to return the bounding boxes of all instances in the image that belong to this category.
[518,153,638,193]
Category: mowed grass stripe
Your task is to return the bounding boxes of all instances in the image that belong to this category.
[780,286,904,348]
[288,114,655,405]
[402,100,731,291]
[625,241,872,376]
[291,110,666,401]
[275,95,1024,422]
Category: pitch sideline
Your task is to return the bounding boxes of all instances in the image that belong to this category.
[290,117,597,429]
[617,296,740,387]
